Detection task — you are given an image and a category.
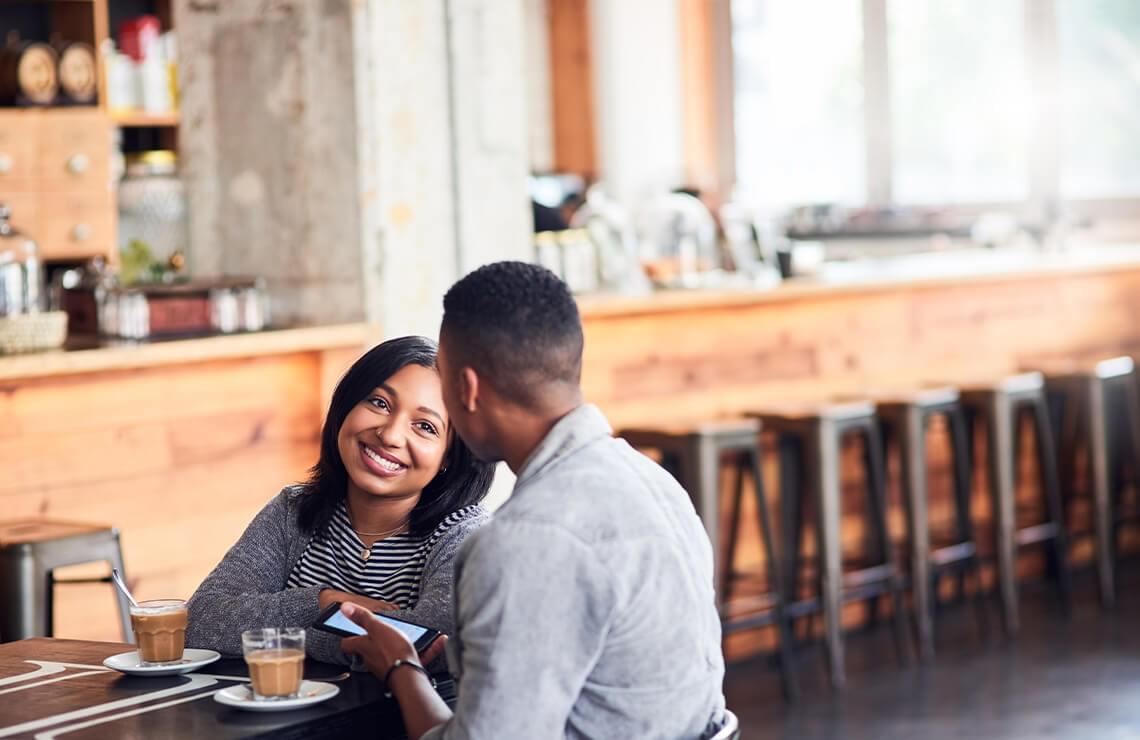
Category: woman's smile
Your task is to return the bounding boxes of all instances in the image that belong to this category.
[359,442,408,477]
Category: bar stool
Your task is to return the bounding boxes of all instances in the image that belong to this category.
[877,388,987,662]
[1031,357,1140,608]
[621,420,797,699]
[959,372,1073,636]
[750,401,910,690]
[0,520,133,642]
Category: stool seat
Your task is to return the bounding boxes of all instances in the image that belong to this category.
[0,518,132,643]
[0,520,114,547]
[875,386,960,411]
[1026,356,1135,381]
[749,400,875,427]
[622,419,759,448]
[957,371,1045,396]
[1026,353,1130,378]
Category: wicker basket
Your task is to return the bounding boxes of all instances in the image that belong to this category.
[0,311,68,354]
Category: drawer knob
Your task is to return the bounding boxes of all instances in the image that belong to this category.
[0,153,11,174]
[72,223,92,241]
[67,153,90,175]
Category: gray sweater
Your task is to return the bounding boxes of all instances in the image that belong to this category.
[424,405,727,740]
[185,487,487,666]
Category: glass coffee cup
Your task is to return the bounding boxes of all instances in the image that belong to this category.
[130,599,189,665]
[242,627,306,700]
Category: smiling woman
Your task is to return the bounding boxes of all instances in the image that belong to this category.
[183,336,496,665]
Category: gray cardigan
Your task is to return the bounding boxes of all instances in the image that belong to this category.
[185,487,488,666]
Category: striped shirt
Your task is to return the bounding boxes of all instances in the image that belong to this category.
[286,502,481,609]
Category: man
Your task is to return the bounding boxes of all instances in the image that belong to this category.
[340,261,727,738]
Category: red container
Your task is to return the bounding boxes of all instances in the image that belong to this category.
[119,16,161,62]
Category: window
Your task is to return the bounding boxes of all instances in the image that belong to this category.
[1057,0,1140,199]
[888,1,1027,204]
[731,0,1140,213]
[732,0,865,206]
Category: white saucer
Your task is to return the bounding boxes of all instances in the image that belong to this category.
[103,648,221,676]
[213,680,339,712]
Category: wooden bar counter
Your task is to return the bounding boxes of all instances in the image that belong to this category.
[0,324,371,641]
[580,245,1140,429]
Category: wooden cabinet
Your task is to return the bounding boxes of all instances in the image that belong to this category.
[0,113,39,190]
[38,109,114,192]
[0,0,180,264]
[0,108,115,260]
[0,0,116,262]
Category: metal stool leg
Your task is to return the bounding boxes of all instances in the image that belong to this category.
[864,421,911,667]
[686,433,722,587]
[0,547,49,641]
[746,446,798,701]
[1032,395,1073,614]
[986,395,1020,636]
[1123,375,1140,562]
[720,458,746,605]
[947,407,988,637]
[813,419,846,690]
[107,534,134,643]
[778,435,805,635]
[1083,378,1115,608]
[900,406,934,662]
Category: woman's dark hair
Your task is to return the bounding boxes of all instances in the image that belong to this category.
[296,335,495,537]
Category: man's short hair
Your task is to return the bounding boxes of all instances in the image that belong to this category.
[442,261,583,406]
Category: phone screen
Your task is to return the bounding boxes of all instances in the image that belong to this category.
[323,609,429,644]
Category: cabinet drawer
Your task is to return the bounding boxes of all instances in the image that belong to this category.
[38,192,115,260]
[37,109,112,192]
[0,192,40,239]
[0,111,41,191]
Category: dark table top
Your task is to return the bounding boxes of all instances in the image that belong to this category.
[0,638,452,740]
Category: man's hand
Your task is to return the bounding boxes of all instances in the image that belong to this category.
[339,602,448,679]
[340,602,455,739]
[318,588,397,614]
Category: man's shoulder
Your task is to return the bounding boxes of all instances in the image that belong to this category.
[461,510,593,562]
[529,434,660,495]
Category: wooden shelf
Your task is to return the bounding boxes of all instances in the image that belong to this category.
[111,110,180,128]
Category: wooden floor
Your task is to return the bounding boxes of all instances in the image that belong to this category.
[725,563,1140,738]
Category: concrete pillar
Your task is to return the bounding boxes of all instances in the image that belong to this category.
[178,0,532,332]
[352,0,533,336]
[176,0,364,326]
[523,0,555,173]
[352,0,531,509]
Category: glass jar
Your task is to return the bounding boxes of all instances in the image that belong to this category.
[0,203,43,316]
[118,150,188,271]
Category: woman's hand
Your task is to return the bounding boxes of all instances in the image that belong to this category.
[318,588,397,614]
[339,602,449,679]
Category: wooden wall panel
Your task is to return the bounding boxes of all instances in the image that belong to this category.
[678,0,718,194]
[582,271,1140,429]
[547,0,597,177]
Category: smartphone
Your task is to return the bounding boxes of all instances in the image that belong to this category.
[312,601,441,653]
